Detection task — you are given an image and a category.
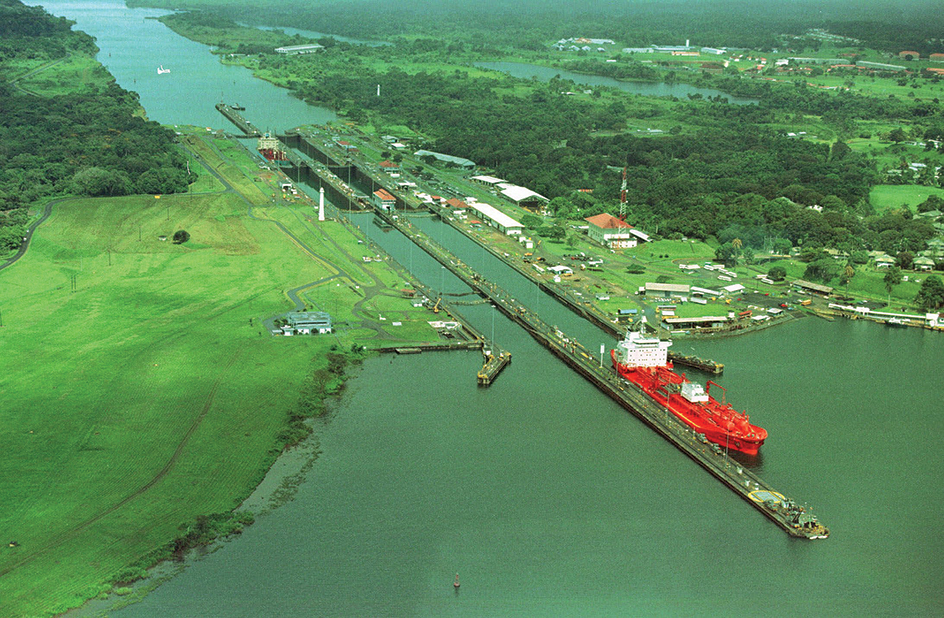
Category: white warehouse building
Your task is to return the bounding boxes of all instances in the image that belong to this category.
[468,202,524,235]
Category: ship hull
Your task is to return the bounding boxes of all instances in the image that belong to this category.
[612,351,766,455]
[259,148,287,161]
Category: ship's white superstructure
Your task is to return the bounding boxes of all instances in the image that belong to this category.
[680,381,709,403]
[613,326,671,368]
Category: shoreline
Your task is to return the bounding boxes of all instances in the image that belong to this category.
[62,365,364,617]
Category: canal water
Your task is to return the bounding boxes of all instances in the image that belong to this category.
[239,23,391,47]
[475,61,758,105]
[30,0,337,131]
[35,2,944,615]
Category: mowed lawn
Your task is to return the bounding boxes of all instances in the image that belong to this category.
[870,184,944,213]
[0,193,341,616]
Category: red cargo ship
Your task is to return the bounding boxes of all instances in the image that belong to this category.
[611,325,767,455]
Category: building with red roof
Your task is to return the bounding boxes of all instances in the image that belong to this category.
[372,188,396,211]
[585,213,649,249]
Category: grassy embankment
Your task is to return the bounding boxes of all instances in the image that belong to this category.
[0,130,443,616]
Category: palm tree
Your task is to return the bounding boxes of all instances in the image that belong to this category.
[842,264,855,294]
[731,238,742,271]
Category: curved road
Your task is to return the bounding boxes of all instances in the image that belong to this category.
[0,197,62,273]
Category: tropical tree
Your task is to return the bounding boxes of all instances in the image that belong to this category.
[767,265,787,281]
[884,266,902,299]
[896,250,915,270]
[804,258,839,283]
[841,264,856,292]
[731,237,743,269]
[914,275,944,310]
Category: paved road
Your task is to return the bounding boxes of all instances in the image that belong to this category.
[0,197,62,273]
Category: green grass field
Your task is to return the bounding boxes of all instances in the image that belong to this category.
[0,193,333,616]
[869,184,944,212]
[0,135,445,615]
[16,55,115,97]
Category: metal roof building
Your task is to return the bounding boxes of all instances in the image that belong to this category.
[284,311,332,334]
[498,183,549,207]
[645,282,691,298]
[663,316,728,329]
[791,279,834,296]
[413,150,475,169]
[467,202,523,235]
[275,44,325,55]
[470,175,506,186]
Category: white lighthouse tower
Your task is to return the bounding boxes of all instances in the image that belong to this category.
[318,186,326,221]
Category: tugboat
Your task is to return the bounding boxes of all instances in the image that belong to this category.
[611,321,767,455]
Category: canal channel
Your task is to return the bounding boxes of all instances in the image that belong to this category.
[33,1,944,615]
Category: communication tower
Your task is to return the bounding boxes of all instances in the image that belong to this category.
[619,166,628,221]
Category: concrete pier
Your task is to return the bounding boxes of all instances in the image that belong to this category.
[214,103,261,137]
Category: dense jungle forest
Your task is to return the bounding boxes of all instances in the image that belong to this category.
[0,0,188,250]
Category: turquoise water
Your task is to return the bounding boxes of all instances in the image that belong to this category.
[31,2,944,615]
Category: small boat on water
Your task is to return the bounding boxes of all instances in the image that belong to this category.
[157,65,170,75]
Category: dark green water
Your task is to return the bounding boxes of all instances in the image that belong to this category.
[474,61,759,105]
[34,3,944,615]
[114,214,943,616]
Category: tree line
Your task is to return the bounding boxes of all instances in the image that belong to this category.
[0,0,189,252]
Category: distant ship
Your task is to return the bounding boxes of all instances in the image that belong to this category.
[157,65,170,75]
[611,322,767,455]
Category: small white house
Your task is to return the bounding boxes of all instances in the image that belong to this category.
[547,265,573,276]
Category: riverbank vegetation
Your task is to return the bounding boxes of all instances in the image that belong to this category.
[0,0,189,255]
[0,191,328,616]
